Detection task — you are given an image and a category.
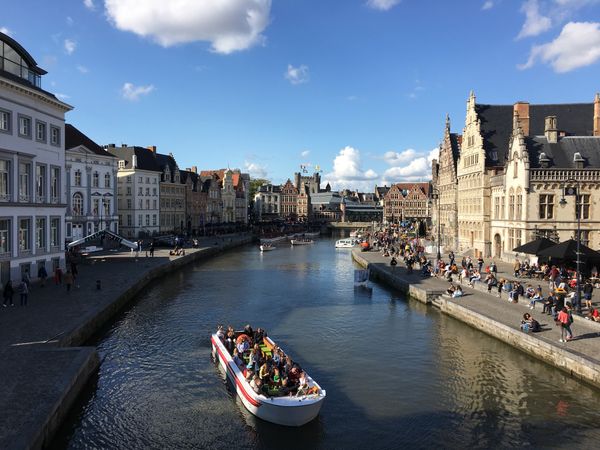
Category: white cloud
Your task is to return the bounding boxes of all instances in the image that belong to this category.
[301,150,310,158]
[517,0,552,39]
[285,64,309,85]
[104,0,271,54]
[83,0,95,10]
[55,93,71,101]
[366,0,401,11]
[482,0,494,10]
[383,149,418,165]
[518,21,600,72]
[64,39,77,55]
[66,16,74,26]
[323,146,378,190]
[244,161,268,179]
[382,147,438,182]
[0,27,12,36]
[346,95,358,101]
[77,65,89,74]
[121,82,155,101]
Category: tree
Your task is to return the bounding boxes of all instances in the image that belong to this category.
[248,178,271,214]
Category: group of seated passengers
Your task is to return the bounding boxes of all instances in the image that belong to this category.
[169,246,186,256]
[216,324,318,398]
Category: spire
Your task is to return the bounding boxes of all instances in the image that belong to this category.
[445,114,450,132]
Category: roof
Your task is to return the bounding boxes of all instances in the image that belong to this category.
[449,133,461,163]
[310,192,343,205]
[106,146,162,172]
[526,136,600,169]
[200,169,245,189]
[389,182,430,197]
[475,102,595,166]
[153,152,182,183]
[65,124,115,157]
[180,170,199,189]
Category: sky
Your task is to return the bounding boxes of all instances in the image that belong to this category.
[2,0,600,191]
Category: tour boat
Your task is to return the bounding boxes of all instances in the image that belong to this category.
[211,333,326,427]
[290,239,314,246]
[335,238,357,248]
[259,243,276,252]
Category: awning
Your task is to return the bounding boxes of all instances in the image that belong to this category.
[67,229,138,250]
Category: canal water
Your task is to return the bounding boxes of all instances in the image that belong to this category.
[54,237,600,449]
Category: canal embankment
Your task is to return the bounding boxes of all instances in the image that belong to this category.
[352,249,600,389]
[0,234,253,450]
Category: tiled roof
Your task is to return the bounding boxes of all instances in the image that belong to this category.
[527,136,600,169]
[106,146,162,172]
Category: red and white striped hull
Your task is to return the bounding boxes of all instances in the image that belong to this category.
[211,334,325,427]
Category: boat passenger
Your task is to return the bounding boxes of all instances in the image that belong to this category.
[259,361,270,381]
[232,349,245,370]
[216,325,225,340]
[243,324,254,338]
[236,338,249,354]
[271,367,282,386]
[253,327,266,345]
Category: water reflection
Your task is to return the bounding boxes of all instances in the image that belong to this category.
[53,237,600,449]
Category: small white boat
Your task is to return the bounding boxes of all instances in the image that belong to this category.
[260,244,276,252]
[290,239,314,246]
[211,333,326,427]
[335,238,357,248]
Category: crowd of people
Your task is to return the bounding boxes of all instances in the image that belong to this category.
[363,225,600,343]
[216,324,319,398]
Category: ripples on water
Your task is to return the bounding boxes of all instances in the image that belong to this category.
[53,238,600,449]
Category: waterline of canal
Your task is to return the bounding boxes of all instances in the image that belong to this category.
[53,237,600,449]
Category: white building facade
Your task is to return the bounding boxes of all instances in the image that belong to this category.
[0,31,72,285]
[65,124,118,241]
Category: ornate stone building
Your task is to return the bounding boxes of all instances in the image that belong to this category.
[154,150,185,234]
[297,183,311,221]
[432,116,461,250]
[181,167,201,235]
[383,183,431,225]
[280,179,298,220]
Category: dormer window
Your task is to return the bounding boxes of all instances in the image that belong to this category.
[573,152,585,169]
[118,160,125,169]
[539,152,550,168]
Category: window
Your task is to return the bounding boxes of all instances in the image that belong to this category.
[138,187,143,195]
[50,126,60,146]
[92,171,99,187]
[93,198,100,216]
[578,230,590,247]
[146,199,150,209]
[139,176,143,183]
[127,215,132,226]
[153,215,157,226]
[508,192,515,220]
[127,199,132,209]
[50,218,59,247]
[153,188,157,196]
[36,165,46,202]
[18,218,31,251]
[118,160,125,169]
[539,194,554,219]
[138,199,143,209]
[36,217,46,249]
[72,193,83,215]
[516,190,523,220]
[35,121,46,142]
[127,176,131,184]
[138,215,143,226]
[74,170,82,187]
[146,187,150,196]
[51,167,60,201]
[0,160,10,200]
[153,199,157,209]
[105,173,111,188]
[146,214,150,226]
[0,109,11,133]
[18,115,31,138]
[576,194,591,220]
[19,162,31,201]
[126,186,131,195]
[146,177,150,184]
[0,219,10,254]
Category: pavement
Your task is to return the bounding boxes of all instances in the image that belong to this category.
[0,233,252,450]
[357,249,600,366]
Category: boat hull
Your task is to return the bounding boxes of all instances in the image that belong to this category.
[260,245,276,252]
[211,335,325,427]
[290,239,314,245]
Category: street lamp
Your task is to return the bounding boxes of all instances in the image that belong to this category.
[431,188,441,262]
[559,179,582,314]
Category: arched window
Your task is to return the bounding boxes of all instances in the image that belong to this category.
[72,192,83,216]
[92,171,99,187]
[104,173,111,188]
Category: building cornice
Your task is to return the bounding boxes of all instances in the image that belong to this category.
[0,77,73,112]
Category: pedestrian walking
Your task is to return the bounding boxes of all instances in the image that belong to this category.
[64,270,74,292]
[583,280,594,311]
[477,256,484,273]
[2,280,14,307]
[22,270,31,290]
[557,305,574,342]
[54,266,63,285]
[38,264,48,287]
[149,242,155,257]
[19,281,28,306]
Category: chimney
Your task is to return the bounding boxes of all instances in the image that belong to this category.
[132,154,138,168]
[544,116,558,143]
[105,143,116,148]
[513,101,530,136]
[121,144,127,147]
[147,146,157,153]
[594,93,600,136]
[192,166,197,174]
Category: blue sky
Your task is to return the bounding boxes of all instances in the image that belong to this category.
[2,0,600,190]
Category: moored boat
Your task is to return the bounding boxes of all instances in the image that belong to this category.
[211,331,326,427]
[290,239,314,246]
[260,244,276,252]
[335,238,357,248]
